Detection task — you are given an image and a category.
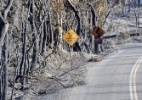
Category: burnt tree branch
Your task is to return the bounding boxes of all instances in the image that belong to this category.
[65,0,81,35]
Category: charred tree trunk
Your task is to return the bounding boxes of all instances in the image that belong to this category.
[15,22,27,89]
[40,21,47,55]
[30,34,38,72]
[0,43,7,100]
[87,3,98,54]
[0,0,14,99]
[87,3,96,27]
[30,0,38,72]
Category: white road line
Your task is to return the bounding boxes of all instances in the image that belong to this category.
[130,58,140,100]
[133,58,142,100]
[130,57,142,100]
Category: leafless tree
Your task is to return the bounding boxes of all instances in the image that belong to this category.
[0,0,14,99]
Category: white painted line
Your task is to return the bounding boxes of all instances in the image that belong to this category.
[133,58,142,100]
[130,58,140,100]
[130,56,142,100]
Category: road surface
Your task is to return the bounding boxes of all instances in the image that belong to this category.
[33,43,142,100]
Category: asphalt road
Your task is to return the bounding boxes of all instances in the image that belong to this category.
[34,43,142,100]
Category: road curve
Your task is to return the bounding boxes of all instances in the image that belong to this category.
[34,43,142,100]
